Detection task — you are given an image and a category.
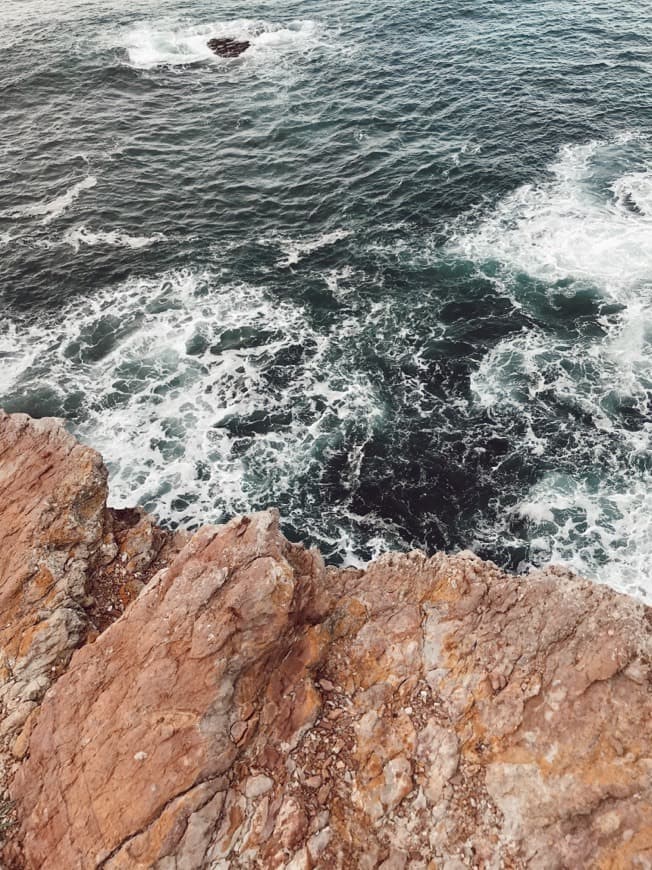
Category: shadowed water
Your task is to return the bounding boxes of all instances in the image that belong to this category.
[1,0,651,598]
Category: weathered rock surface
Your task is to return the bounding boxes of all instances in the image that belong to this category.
[0,411,109,754]
[1,412,652,868]
[207,38,250,58]
[0,413,177,793]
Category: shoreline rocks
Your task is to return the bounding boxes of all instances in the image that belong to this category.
[0,412,650,868]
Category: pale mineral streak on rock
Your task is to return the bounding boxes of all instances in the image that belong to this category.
[0,412,651,868]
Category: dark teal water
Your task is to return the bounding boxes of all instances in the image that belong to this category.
[1,0,651,598]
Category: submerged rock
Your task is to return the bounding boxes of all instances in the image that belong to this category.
[207,37,250,58]
[1,412,651,868]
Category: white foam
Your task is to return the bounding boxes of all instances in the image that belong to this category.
[612,171,652,216]
[273,229,351,267]
[460,137,652,599]
[122,23,216,68]
[471,309,652,598]
[4,176,97,225]
[449,139,652,299]
[445,138,482,170]
[324,266,356,301]
[62,225,165,252]
[121,19,325,70]
[0,269,383,550]
[515,472,652,598]
[516,502,555,525]
[0,321,41,390]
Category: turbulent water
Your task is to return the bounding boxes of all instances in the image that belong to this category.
[2,0,651,599]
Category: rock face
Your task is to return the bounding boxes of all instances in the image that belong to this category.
[207,38,250,58]
[1,413,652,868]
[0,412,176,792]
[0,411,109,756]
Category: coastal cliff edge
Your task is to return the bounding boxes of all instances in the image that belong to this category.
[0,410,650,868]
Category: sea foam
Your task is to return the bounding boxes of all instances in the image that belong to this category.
[449,138,652,298]
[122,19,325,70]
[62,225,165,252]
[0,269,384,559]
[4,176,97,225]
[272,229,352,268]
[453,137,652,600]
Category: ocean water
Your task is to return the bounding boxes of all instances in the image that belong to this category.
[1,0,651,599]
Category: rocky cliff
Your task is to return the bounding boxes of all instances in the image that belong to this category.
[0,411,650,869]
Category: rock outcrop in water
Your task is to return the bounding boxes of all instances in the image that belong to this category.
[207,38,251,58]
[1,411,651,868]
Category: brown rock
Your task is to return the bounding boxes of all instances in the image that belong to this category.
[1,413,651,868]
[0,413,180,862]
[0,412,110,748]
[11,511,332,868]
